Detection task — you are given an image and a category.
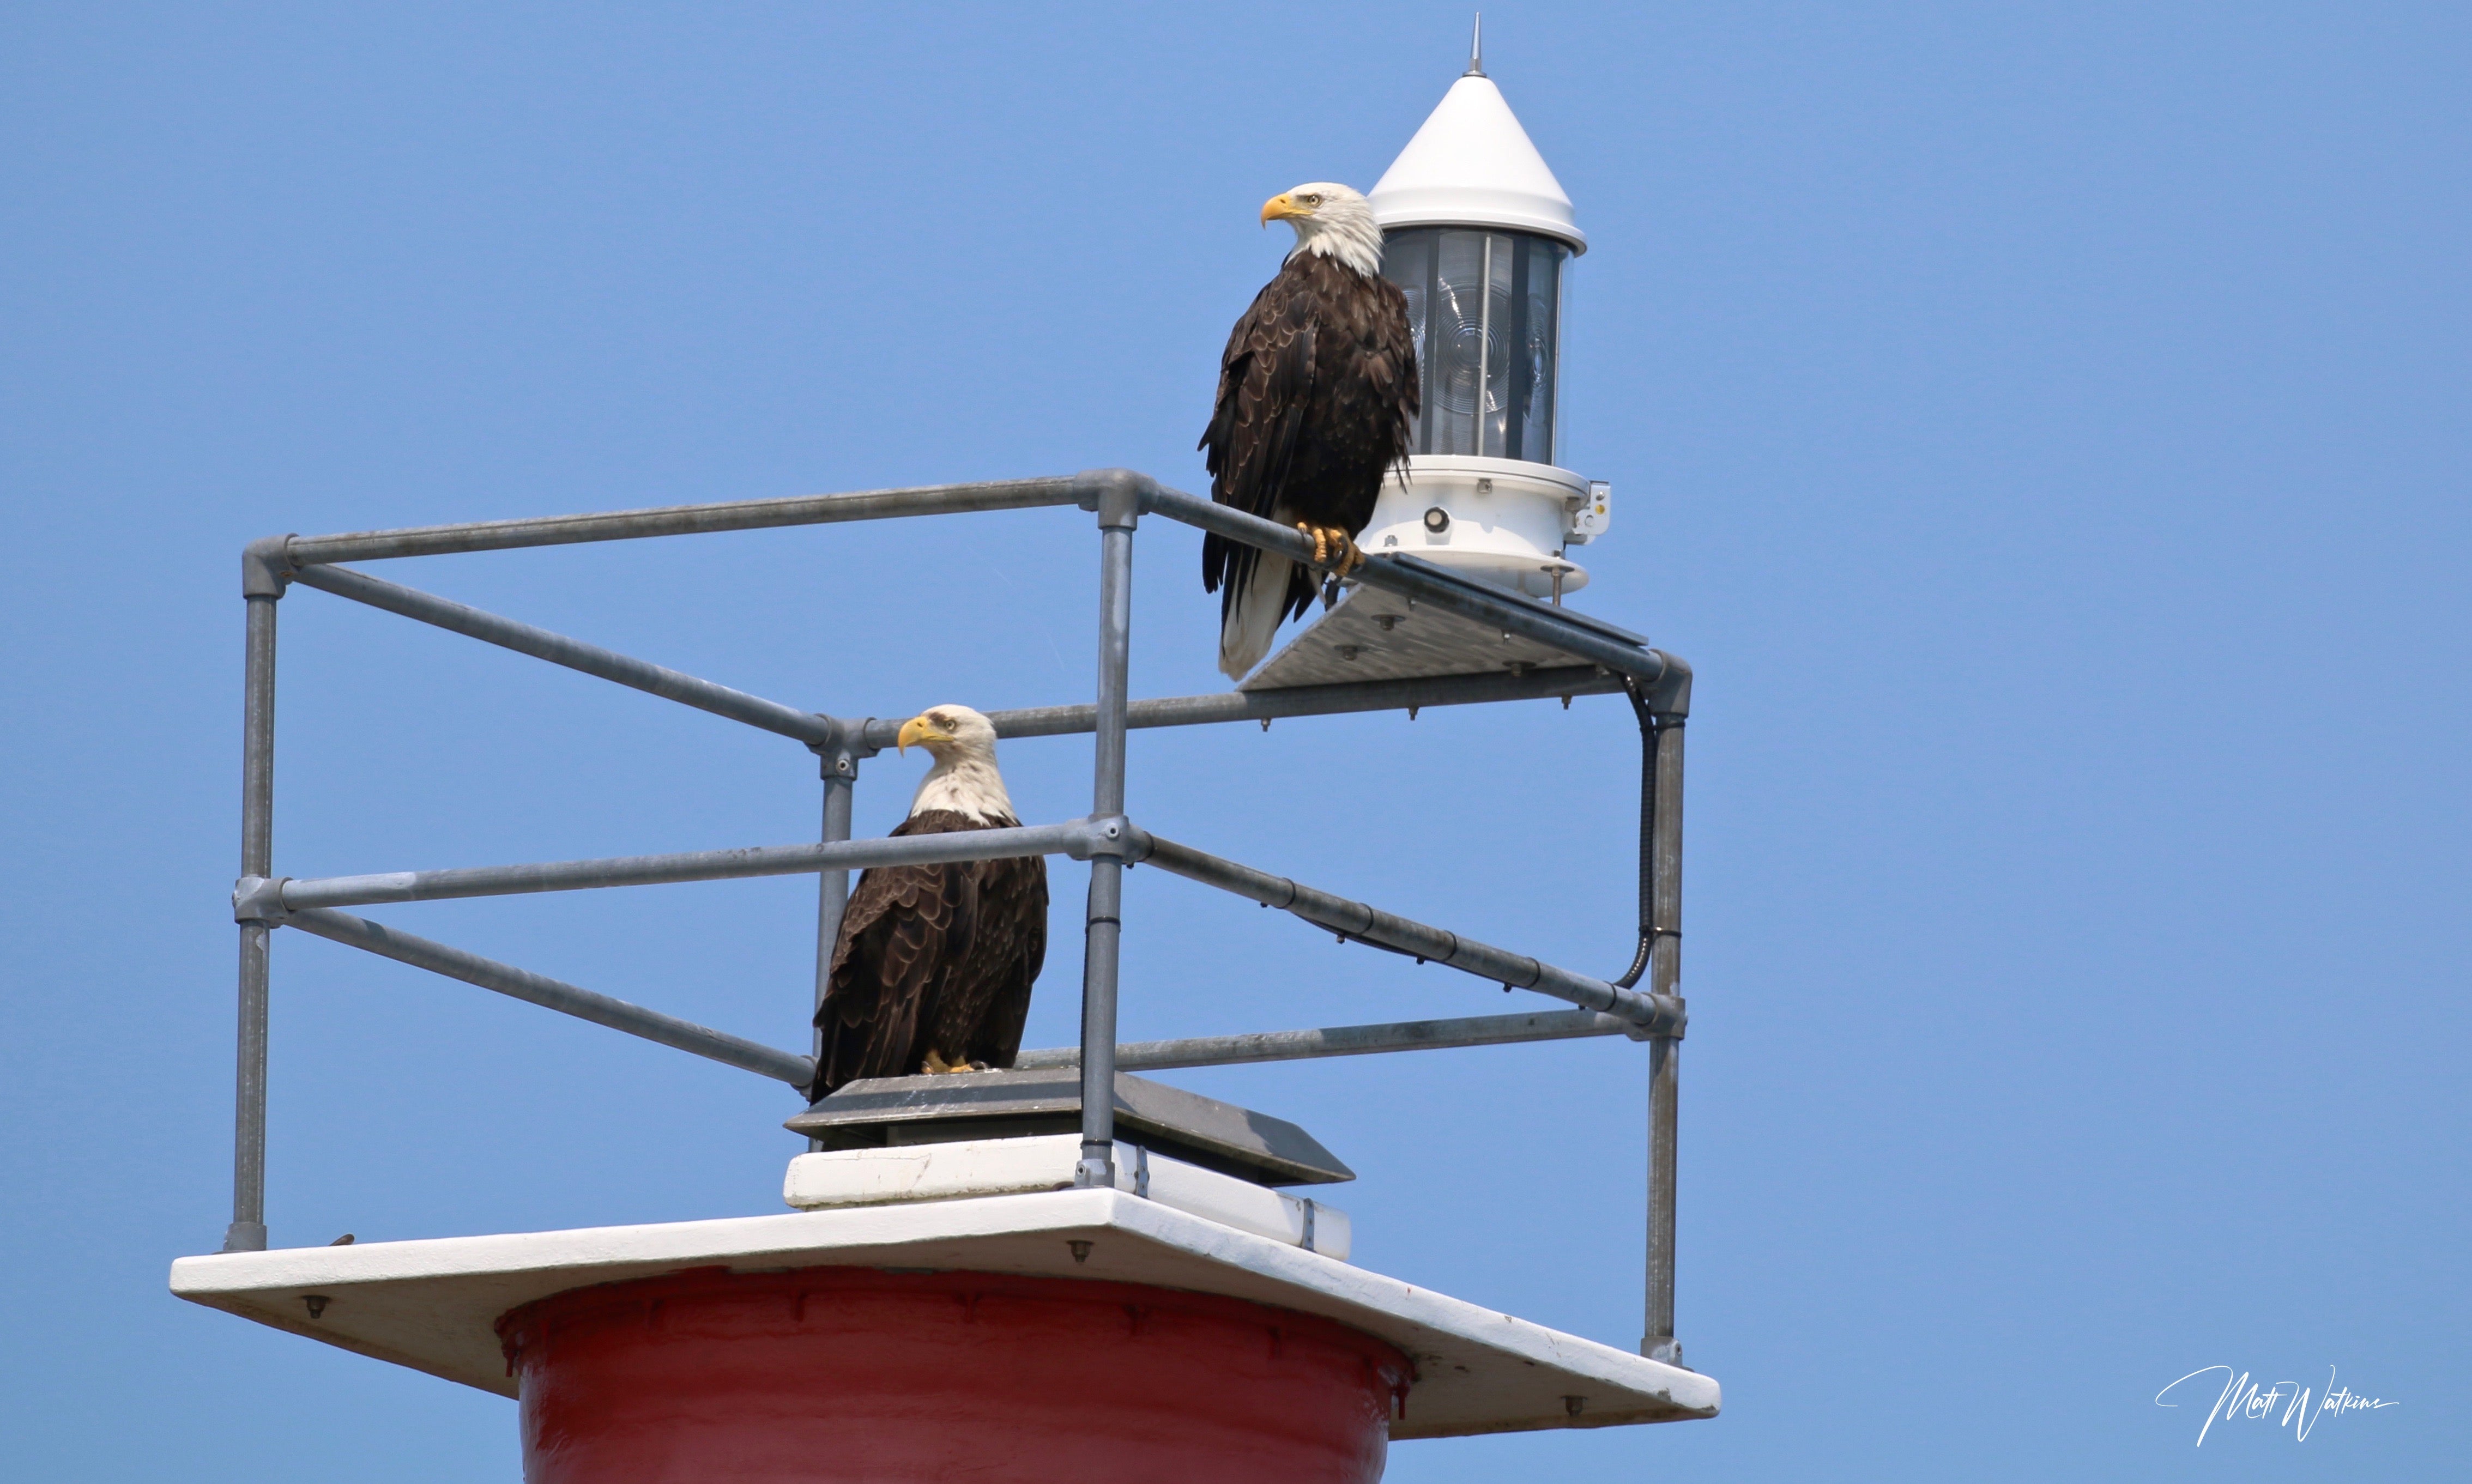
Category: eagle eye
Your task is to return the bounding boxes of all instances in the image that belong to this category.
[1300,193,1322,205]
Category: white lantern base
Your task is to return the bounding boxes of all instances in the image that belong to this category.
[1359,455,1607,601]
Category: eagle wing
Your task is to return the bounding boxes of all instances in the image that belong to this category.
[1200,263,1323,605]
[1201,267,1322,530]
[811,815,977,1098]
[929,851,1047,1070]
[1198,255,1420,621]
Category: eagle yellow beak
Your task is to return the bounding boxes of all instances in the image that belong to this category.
[896,715,951,755]
[1261,193,1309,226]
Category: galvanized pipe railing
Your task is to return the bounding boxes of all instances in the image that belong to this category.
[284,907,815,1087]
[1132,829,1686,1038]
[1014,1008,1634,1073]
[225,465,1691,1370]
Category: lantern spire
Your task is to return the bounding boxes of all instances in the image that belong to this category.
[1367,38,1584,252]
[1467,14,1484,76]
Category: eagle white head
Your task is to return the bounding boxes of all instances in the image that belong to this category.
[896,704,1017,824]
[1262,183,1384,277]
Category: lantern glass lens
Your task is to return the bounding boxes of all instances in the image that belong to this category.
[1382,227,1565,463]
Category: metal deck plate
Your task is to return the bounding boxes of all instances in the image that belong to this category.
[170,1190,1720,1436]
[1239,579,1645,692]
[785,1069,1354,1187]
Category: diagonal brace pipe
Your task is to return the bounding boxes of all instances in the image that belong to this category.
[283,907,815,1087]
[1132,829,1684,1037]
[289,562,844,749]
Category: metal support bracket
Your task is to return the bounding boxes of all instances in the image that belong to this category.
[232,875,291,926]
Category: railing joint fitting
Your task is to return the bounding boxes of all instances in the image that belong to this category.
[232,875,291,926]
[1067,814,1146,863]
[1077,468,1150,529]
[1619,992,1687,1041]
[804,716,878,771]
[241,536,296,598]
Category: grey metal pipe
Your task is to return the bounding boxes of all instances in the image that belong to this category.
[1013,1008,1632,1072]
[1133,831,1687,1037]
[225,592,278,1254]
[859,665,1628,749]
[284,907,816,1087]
[289,562,838,748]
[1643,717,1687,1365]
[1075,481,1139,1189]
[1138,484,1686,707]
[811,763,856,1056]
[279,820,1097,910]
[281,477,1089,565]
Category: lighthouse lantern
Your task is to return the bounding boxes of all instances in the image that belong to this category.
[1364,38,1608,599]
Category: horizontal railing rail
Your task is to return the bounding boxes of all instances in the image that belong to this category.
[1012,1008,1636,1072]
[286,907,816,1087]
[262,819,1122,912]
[279,477,1093,566]
[1132,828,1686,1037]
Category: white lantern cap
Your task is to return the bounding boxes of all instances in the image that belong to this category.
[1367,33,1585,255]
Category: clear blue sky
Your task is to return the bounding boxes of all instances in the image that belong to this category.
[3,4,2464,1480]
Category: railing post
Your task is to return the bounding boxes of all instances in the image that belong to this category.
[1642,715,1685,1362]
[226,539,290,1252]
[807,738,858,1136]
[1075,473,1142,1190]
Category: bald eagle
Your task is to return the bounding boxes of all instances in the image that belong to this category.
[1200,181,1419,679]
[808,705,1048,1100]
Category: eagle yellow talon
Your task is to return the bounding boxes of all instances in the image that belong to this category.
[1295,522,1331,566]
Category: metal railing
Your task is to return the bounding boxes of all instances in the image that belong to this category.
[222,468,1694,1364]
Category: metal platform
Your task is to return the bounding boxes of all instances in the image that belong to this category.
[168,1189,1720,1437]
[1242,556,1652,692]
[788,1069,1354,1187]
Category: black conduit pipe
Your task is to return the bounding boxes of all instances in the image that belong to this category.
[1613,676,1660,991]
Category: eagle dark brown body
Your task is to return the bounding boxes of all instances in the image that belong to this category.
[808,808,1048,1100]
[1200,244,1419,674]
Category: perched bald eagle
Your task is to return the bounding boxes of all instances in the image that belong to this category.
[807,705,1048,1100]
[1200,181,1419,679]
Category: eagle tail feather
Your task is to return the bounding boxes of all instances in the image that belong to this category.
[1218,551,1294,680]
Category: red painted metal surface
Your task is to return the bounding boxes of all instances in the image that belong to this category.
[498,1265,1413,1483]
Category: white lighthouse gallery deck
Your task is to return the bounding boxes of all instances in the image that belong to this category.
[170,1177,1720,1439]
